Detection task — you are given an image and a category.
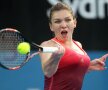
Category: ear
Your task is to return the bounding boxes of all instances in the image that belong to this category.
[49,23,54,32]
[73,19,77,28]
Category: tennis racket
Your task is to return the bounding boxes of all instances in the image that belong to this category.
[0,28,58,70]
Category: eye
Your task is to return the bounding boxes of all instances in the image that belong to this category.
[65,18,71,22]
[54,20,61,23]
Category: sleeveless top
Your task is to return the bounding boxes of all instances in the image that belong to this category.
[44,38,90,90]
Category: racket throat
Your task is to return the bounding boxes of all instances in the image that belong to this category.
[31,42,43,51]
[9,66,20,70]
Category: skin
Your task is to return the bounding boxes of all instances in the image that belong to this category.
[50,10,76,42]
[39,9,108,77]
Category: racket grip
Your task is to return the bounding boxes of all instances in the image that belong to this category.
[42,47,58,53]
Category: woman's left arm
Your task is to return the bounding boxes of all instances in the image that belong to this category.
[88,54,108,71]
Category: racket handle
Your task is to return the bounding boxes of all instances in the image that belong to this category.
[42,47,58,53]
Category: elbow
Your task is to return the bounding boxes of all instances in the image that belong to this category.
[42,67,56,78]
[42,64,58,78]
[44,71,54,78]
[45,74,53,78]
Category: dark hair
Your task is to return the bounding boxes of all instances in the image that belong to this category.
[49,2,76,23]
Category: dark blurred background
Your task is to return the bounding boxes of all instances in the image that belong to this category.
[0,0,108,50]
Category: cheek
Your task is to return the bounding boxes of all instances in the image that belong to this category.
[68,24,74,30]
[50,24,56,32]
[69,22,76,29]
[51,25,59,32]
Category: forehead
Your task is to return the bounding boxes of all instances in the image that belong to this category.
[52,10,72,20]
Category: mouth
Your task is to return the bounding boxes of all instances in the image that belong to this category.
[61,30,68,38]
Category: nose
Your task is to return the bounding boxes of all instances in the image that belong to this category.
[60,21,67,28]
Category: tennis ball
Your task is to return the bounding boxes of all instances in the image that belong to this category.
[17,42,30,54]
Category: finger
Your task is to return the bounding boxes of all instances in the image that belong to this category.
[100,54,108,62]
[91,66,105,71]
[96,60,105,66]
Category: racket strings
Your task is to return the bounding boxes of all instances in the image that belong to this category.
[0,30,27,69]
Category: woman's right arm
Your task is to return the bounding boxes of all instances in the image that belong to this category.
[39,40,64,78]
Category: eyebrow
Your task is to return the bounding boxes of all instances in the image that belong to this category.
[53,16,71,21]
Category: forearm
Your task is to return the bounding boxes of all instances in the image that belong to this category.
[43,54,62,77]
[39,40,65,77]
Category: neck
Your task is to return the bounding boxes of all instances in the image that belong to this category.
[55,37,73,48]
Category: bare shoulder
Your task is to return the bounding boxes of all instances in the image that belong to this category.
[75,41,82,48]
[40,39,57,47]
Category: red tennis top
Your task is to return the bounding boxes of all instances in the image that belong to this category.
[44,38,90,90]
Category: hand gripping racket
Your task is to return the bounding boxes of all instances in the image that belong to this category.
[0,28,58,70]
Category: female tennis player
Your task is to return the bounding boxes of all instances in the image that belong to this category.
[39,2,108,90]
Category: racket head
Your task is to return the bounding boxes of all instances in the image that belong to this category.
[0,28,58,70]
[0,28,32,70]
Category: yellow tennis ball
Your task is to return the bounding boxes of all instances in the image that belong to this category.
[17,42,30,54]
